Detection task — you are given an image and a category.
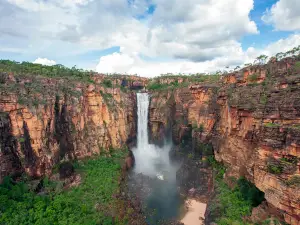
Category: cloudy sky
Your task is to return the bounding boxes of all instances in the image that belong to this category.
[1,0,300,77]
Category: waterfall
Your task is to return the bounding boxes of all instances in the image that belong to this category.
[133,93,174,180]
[136,93,150,149]
[132,93,182,223]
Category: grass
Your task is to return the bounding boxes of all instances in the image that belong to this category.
[291,125,300,130]
[248,74,258,82]
[260,94,268,105]
[147,82,171,90]
[264,122,281,128]
[0,150,131,225]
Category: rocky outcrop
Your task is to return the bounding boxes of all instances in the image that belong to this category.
[0,73,137,181]
[149,58,300,224]
[92,74,148,89]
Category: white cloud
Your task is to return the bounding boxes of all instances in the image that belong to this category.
[96,34,300,77]
[3,0,299,77]
[33,57,57,66]
[95,52,136,74]
[141,0,258,61]
[2,0,258,63]
[262,0,300,31]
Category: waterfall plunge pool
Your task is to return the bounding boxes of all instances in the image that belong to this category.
[129,93,187,224]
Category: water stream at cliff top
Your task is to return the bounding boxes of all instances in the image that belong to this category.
[132,93,182,224]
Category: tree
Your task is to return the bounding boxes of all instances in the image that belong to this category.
[216,70,222,75]
[234,66,240,71]
[255,55,268,65]
[275,52,284,61]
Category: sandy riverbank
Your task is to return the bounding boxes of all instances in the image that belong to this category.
[180,199,207,225]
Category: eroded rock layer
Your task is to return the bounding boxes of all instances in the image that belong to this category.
[0,73,138,181]
[149,58,300,224]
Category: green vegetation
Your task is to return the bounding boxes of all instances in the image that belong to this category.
[295,61,300,69]
[208,156,265,225]
[147,82,169,90]
[260,94,268,105]
[192,123,205,132]
[147,73,220,91]
[100,90,114,109]
[200,143,213,155]
[187,153,193,159]
[18,137,25,143]
[267,164,283,174]
[291,125,300,130]
[248,73,258,82]
[0,60,132,111]
[280,156,298,165]
[0,150,132,225]
[285,175,300,187]
[0,60,94,83]
[264,122,281,128]
[102,79,113,88]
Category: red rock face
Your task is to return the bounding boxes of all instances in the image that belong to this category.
[149,59,300,224]
[0,74,137,181]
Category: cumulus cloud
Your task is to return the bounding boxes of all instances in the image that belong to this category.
[33,58,56,66]
[96,34,300,77]
[2,0,299,77]
[262,0,300,31]
[145,0,258,61]
[2,0,258,62]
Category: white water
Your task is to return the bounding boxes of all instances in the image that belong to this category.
[132,93,184,224]
[133,93,175,181]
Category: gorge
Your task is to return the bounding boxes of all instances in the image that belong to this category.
[0,57,300,225]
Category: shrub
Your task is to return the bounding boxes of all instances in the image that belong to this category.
[267,164,283,174]
[280,156,298,164]
[147,82,169,90]
[237,177,265,207]
[192,123,198,129]
[286,175,300,187]
[210,179,252,224]
[0,151,129,225]
[207,155,226,180]
[201,143,213,155]
[208,156,265,224]
[192,123,205,132]
[102,79,113,88]
[199,123,204,132]
[248,74,258,82]
[260,95,268,105]
[295,61,300,69]
[264,122,280,128]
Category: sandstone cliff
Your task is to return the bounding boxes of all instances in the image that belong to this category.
[0,73,138,181]
[148,57,300,224]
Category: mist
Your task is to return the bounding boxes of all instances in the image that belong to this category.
[130,93,183,224]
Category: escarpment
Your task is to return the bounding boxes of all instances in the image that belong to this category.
[148,57,300,224]
[0,72,140,181]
